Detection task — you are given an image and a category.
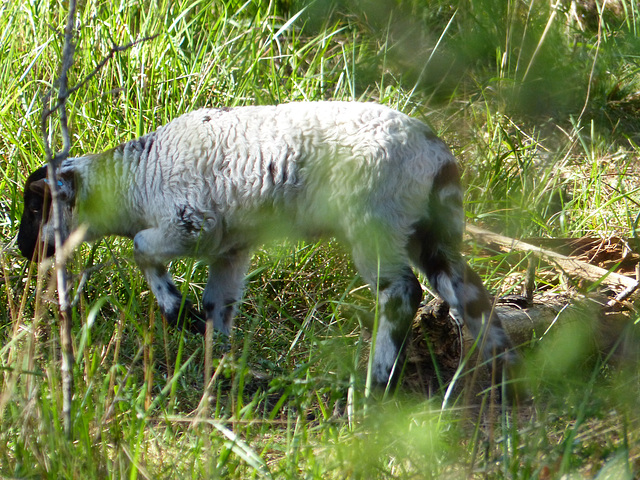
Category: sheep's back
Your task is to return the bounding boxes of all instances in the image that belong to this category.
[129,102,456,243]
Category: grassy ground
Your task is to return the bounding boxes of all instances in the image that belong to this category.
[1,0,639,478]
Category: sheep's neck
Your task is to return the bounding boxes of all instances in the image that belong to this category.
[76,148,147,240]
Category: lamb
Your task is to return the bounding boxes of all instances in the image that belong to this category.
[18,101,515,387]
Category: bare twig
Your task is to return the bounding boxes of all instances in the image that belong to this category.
[39,0,77,439]
[204,319,214,395]
[42,34,159,120]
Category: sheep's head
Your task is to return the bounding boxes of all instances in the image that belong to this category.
[17,165,75,261]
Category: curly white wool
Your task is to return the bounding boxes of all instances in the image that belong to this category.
[64,103,450,250]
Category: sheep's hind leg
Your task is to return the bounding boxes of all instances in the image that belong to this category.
[133,228,206,333]
[421,251,518,395]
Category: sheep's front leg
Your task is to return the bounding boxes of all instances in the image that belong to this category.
[133,228,206,333]
[203,250,251,336]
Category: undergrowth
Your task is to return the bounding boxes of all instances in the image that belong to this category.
[1,0,639,478]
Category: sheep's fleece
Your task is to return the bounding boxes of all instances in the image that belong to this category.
[18,101,515,387]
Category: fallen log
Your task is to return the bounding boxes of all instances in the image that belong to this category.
[404,294,638,397]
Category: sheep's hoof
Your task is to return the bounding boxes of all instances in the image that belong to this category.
[184,305,208,334]
[163,301,207,334]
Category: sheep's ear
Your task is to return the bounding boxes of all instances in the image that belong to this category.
[28,178,48,196]
[57,170,76,203]
[27,169,76,203]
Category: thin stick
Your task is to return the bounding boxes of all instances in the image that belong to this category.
[204,319,214,392]
[39,0,77,439]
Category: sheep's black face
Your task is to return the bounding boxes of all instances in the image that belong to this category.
[17,166,55,260]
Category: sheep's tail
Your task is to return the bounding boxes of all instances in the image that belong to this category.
[429,160,465,254]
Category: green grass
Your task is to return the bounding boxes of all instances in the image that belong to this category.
[1,0,640,478]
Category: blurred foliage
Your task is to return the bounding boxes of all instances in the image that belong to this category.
[1,1,639,478]
[289,0,640,140]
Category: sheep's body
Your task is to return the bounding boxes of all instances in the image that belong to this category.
[68,103,448,253]
[18,101,514,387]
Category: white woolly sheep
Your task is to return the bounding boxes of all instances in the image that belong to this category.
[18,101,515,387]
